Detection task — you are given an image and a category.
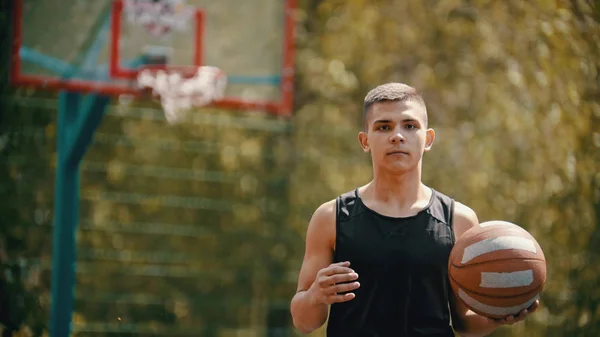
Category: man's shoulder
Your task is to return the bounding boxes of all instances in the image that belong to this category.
[430,188,454,203]
[429,188,479,238]
[429,188,475,216]
[313,198,337,217]
[306,199,337,247]
[453,201,478,219]
[310,188,359,225]
[450,199,479,239]
[309,197,338,230]
[337,188,358,208]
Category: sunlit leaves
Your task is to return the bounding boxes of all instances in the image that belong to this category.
[293,0,598,336]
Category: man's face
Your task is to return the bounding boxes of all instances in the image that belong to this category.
[358,100,434,173]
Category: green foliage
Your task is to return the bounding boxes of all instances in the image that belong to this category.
[292,1,599,336]
[1,0,598,336]
[0,1,52,336]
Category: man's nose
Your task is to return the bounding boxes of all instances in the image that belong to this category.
[390,131,406,144]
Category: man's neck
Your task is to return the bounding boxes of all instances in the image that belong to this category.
[365,166,429,209]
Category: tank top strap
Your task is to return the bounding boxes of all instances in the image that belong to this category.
[336,189,359,223]
[334,189,360,262]
[427,189,456,243]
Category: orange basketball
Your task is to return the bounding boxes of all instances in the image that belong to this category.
[448,220,546,319]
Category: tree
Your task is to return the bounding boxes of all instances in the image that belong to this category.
[289,0,599,336]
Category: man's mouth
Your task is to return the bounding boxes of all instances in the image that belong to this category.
[387,150,409,156]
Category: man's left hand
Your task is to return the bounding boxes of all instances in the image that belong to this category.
[487,300,540,326]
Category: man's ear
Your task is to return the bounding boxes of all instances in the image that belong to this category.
[358,131,370,152]
[424,128,435,152]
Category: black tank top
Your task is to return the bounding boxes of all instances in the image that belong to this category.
[327,188,456,337]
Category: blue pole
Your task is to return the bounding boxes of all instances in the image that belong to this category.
[50,92,109,337]
[50,92,80,337]
[49,11,112,336]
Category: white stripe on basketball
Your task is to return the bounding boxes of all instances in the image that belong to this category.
[458,289,539,316]
[480,270,534,288]
[461,236,537,264]
[479,221,519,228]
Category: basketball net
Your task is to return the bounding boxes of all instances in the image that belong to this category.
[121,0,227,124]
[137,66,228,124]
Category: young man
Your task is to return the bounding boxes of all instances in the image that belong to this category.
[290,83,539,336]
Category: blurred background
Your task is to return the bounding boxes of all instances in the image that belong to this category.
[0,0,598,336]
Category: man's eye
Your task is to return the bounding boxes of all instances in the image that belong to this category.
[377,125,390,131]
[405,124,417,129]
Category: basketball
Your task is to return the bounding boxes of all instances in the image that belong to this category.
[448,220,546,319]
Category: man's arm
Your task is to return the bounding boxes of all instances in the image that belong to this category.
[290,200,360,334]
[449,202,539,337]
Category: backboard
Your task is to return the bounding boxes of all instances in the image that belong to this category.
[10,0,296,116]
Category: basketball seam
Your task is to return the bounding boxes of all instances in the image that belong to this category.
[451,257,545,269]
[449,272,544,299]
[463,230,532,244]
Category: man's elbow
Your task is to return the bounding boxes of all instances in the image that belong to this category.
[452,323,485,337]
[452,327,472,337]
[451,318,473,337]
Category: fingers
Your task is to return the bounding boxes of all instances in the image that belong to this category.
[321,261,351,273]
[317,262,357,287]
[327,272,359,285]
[520,308,530,317]
[488,302,539,326]
[332,261,351,267]
[325,292,356,304]
[321,265,354,277]
[505,315,516,325]
[487,317,505,325]
[317,271,357,287]
[488,315,515,326]
[323,267,355,277]
[528,300,540,313]
[514,307,531,323]
[324,281,361,295]
[312,262,361,304]
[319,272,360,295]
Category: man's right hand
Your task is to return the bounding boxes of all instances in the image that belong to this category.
[307,261,360,305]
[291,201,353,334]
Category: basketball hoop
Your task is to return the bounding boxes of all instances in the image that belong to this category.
[123,0,194,37]
[137,66,228,124]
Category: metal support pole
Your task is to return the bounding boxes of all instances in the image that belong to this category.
[50,92,109,337]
